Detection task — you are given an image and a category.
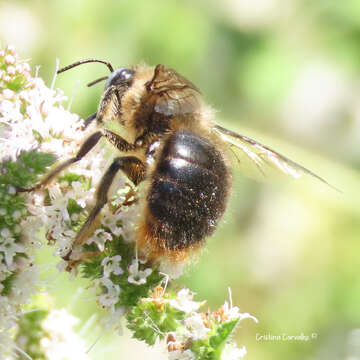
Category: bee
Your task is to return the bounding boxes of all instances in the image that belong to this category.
[20,59,332,268]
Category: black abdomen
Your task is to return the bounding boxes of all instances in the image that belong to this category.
[147,130,230,251]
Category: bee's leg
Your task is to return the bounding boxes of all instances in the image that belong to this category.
[17,131,103,192]
[102,129,136,152]
[83,112,97,129]
[63,156,146,261]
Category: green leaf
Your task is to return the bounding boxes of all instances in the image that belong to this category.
[5,75,28,92]
[127,301,186,345]
[67,198,83,216]
[209,319,239,349]
[80,255,104,279]
[1,272,17,296]
[0,150,56,188]
[190,319,240,360]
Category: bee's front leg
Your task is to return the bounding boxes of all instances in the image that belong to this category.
[83,112,97,129]
[17,131,103,192]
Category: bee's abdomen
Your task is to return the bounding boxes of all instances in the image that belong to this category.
[146,130,229,252]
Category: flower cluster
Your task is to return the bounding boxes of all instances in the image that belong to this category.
[14,296,91,360]
[40,309,90,360]
[127,287,258,360]
[0,44,257,360]
[0,44,57,358]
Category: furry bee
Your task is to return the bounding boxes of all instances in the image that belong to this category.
[21,59,331,267]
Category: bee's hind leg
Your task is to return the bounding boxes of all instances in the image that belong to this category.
[63,156,146,263]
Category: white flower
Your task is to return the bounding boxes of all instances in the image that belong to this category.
[101,255,124,277]
[238,312,258,323]
[221,344,247,360]
[0,99,18,119]
[20,216,44,249]
[170,289,202,313]
[2,89,14,100]
[7,186,16,195]
[51,228,75,258]
[113,204,140,243]
[12,210,22,221]
[100,306,125,334]
[184,312,210,340]
[169,349,196,360]
[66,181,94,209]
[45,185,71,223]
[0,228,11,238]
[0,46,97,358]
[220,301,258,323]
[101,209,123,236]
[4,54,15,65]
[87,228,112,252]
[221,301,241,321]
[0,238,25,267]
[0,297,17,357]
[11,259,38,303]
[41,309,90,360]
[98,278,120,309]
[75,145,108,180]
[128,259,152,285]
[42,308,78,333]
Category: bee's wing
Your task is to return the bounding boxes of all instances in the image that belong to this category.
[214,124,336,190]
[146,64,201,116]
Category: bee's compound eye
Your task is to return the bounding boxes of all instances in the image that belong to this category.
[105,68,134,89]
[118,68,134,81]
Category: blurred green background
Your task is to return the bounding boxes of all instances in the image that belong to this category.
[1,0,360,359]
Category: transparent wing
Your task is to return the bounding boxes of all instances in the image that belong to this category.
[214,124,337,190]
[146,64,201,116]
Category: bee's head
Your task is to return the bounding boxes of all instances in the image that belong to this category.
[56,60,197,131]
[104,68,135,89]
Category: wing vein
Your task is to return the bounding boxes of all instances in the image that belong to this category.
[214,124,339,192]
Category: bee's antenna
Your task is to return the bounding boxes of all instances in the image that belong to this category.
[57,59,114,74]
[87,76,108,87]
